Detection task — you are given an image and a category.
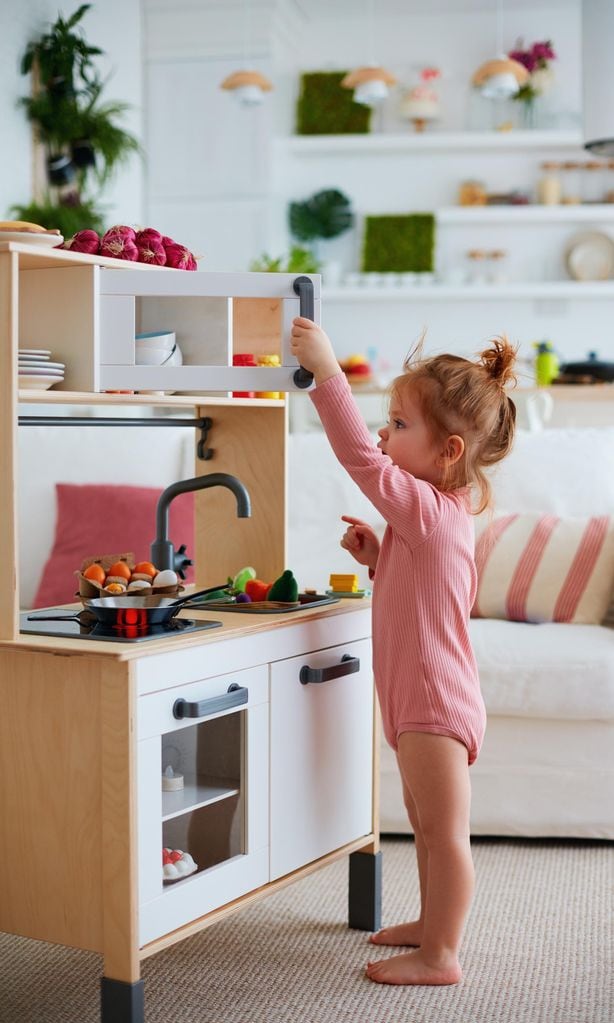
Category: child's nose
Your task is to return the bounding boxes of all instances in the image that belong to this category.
[378,426,387,439]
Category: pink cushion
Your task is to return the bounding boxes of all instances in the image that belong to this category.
[33,483,194,609]
[472,512,614,624]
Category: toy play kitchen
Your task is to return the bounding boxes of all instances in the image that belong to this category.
[0,242,379,1023]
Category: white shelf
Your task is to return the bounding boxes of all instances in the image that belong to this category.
[162,776,240,821]
[438,204,614,224]
[324,282,614,301]
[282,130,583,155]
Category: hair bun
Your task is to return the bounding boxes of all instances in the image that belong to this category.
[479,336,517,389]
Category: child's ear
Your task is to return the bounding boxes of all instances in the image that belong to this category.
[440,434,464,466]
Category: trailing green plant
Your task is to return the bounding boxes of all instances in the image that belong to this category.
[16,4,140,234]
[296,71,371,135]
[289,189,354,245]
[249,246,321,274]
[361,214,435,272]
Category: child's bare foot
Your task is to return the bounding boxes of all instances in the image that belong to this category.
[365,949,462,986]
[368,921,422,946]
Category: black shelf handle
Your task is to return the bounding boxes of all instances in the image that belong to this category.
[173,683,248,719]
[292,275,315,389]
[299,653,360,685]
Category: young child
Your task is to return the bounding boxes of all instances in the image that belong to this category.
[290,316,517,987]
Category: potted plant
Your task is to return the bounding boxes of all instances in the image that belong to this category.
[14,4,140,235]
[288,189,354,283]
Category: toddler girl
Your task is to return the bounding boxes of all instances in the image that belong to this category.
[290,317,517,987]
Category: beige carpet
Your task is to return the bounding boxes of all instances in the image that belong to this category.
[1,838,612,1023]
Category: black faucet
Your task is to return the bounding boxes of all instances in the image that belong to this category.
[151,473,251,577]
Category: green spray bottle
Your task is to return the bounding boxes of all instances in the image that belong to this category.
[534,341,559,387]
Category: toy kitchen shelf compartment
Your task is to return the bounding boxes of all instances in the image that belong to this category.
[18,256,321,394]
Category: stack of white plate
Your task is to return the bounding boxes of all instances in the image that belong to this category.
[19,349,65,390]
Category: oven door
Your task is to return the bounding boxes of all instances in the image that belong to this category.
[137,665,269,946]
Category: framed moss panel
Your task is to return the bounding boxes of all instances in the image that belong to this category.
[296,72,372,135]
[362,214,436,272]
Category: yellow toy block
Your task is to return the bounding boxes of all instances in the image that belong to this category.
[329,573,359,593]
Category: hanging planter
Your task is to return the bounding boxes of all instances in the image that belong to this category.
[71,139,96,168]
[47,153,76,186]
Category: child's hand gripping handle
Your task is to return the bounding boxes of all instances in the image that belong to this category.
[292,276,315,389]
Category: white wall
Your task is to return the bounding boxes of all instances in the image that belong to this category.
[0,0,143,226]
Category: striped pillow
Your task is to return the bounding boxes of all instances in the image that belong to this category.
[472,513,614,624]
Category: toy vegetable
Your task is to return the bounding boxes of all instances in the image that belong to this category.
[245,578,272,601]
[268,569,299,602]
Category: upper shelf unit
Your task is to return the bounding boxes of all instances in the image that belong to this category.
[5,244,320,395]
[438,204,614,224]
[281,130,584,156]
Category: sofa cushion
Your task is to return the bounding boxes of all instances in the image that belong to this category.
[473,512,614,624]
[470,618,614,720]
[32,483,194,608]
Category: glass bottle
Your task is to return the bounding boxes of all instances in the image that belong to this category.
[582,160,606,204]
[466,249,487,284]
[561,162,581,205]
[488,250,508,283]
[537,162,561,205]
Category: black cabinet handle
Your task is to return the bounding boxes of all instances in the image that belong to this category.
[292,275,315,389]
[299,654,360,685]
[173,683,248,720]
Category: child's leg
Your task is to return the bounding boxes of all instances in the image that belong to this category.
[369,767,426,946]
[366,731,472,986]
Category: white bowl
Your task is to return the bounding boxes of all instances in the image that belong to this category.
[135,344,182,367]
[135,331,176,351]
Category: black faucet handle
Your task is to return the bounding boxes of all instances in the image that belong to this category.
[174,544,193,580]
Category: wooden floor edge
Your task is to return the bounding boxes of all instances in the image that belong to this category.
[139,833,377,960]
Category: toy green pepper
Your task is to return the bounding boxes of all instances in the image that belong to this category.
[268,569,299,602]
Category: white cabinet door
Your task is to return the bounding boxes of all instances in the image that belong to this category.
[270,638,373,880]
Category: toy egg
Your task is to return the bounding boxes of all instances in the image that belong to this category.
[128,580,151,591]
[153,569,178,588]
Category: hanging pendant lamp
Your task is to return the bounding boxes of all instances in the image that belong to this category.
[472,0,529,100]
[341,0,396,107]
[220,70,273,106]
[219,0,273,106]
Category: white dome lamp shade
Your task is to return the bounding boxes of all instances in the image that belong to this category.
[583,0,614,156]
[472,0,529,100]
[472,57,529,100]
[220,70,273,107]
[341,0,396,108]
[341,66,397,107]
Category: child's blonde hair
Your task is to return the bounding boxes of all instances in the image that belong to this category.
[390,336,517,514]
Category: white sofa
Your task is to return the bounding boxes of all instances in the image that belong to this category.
[18,418,614,838]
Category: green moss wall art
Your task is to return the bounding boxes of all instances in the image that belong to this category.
[362,214,435,272]
[296,72,371,135]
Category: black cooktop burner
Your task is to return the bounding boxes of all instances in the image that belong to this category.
[20,612,223,644]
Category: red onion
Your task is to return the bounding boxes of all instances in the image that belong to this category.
[164,241,197,270]
[67,229,100,254]
[100,227,139,261]
[136,228,163,246]
[136,238,167,265]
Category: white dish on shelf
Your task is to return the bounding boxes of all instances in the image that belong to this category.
[565,231,614,281]
[19,349,52,357]
[18,374,64,390]
[0,231,63,247]
[18,360,65,372]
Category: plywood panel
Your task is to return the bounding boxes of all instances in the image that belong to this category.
[193,403,287,587]
[0,252,19,640]
[233,298,281,359]
[0,649,105,950]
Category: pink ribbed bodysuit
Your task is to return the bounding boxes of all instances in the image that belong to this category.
[311,373,486,764]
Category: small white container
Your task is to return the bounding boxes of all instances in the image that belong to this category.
[136,330,176,351]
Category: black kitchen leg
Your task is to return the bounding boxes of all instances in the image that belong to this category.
[348,849,382,931]
[101,976,145,1023]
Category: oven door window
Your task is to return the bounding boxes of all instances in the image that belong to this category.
[161,711,245,881]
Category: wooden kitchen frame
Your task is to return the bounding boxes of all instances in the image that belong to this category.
[0,245,380,1023]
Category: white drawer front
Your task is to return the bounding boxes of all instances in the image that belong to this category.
[270,638,374,880]
[138,664,268,739]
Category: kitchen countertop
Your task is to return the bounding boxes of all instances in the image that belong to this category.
[1,597,372,659]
